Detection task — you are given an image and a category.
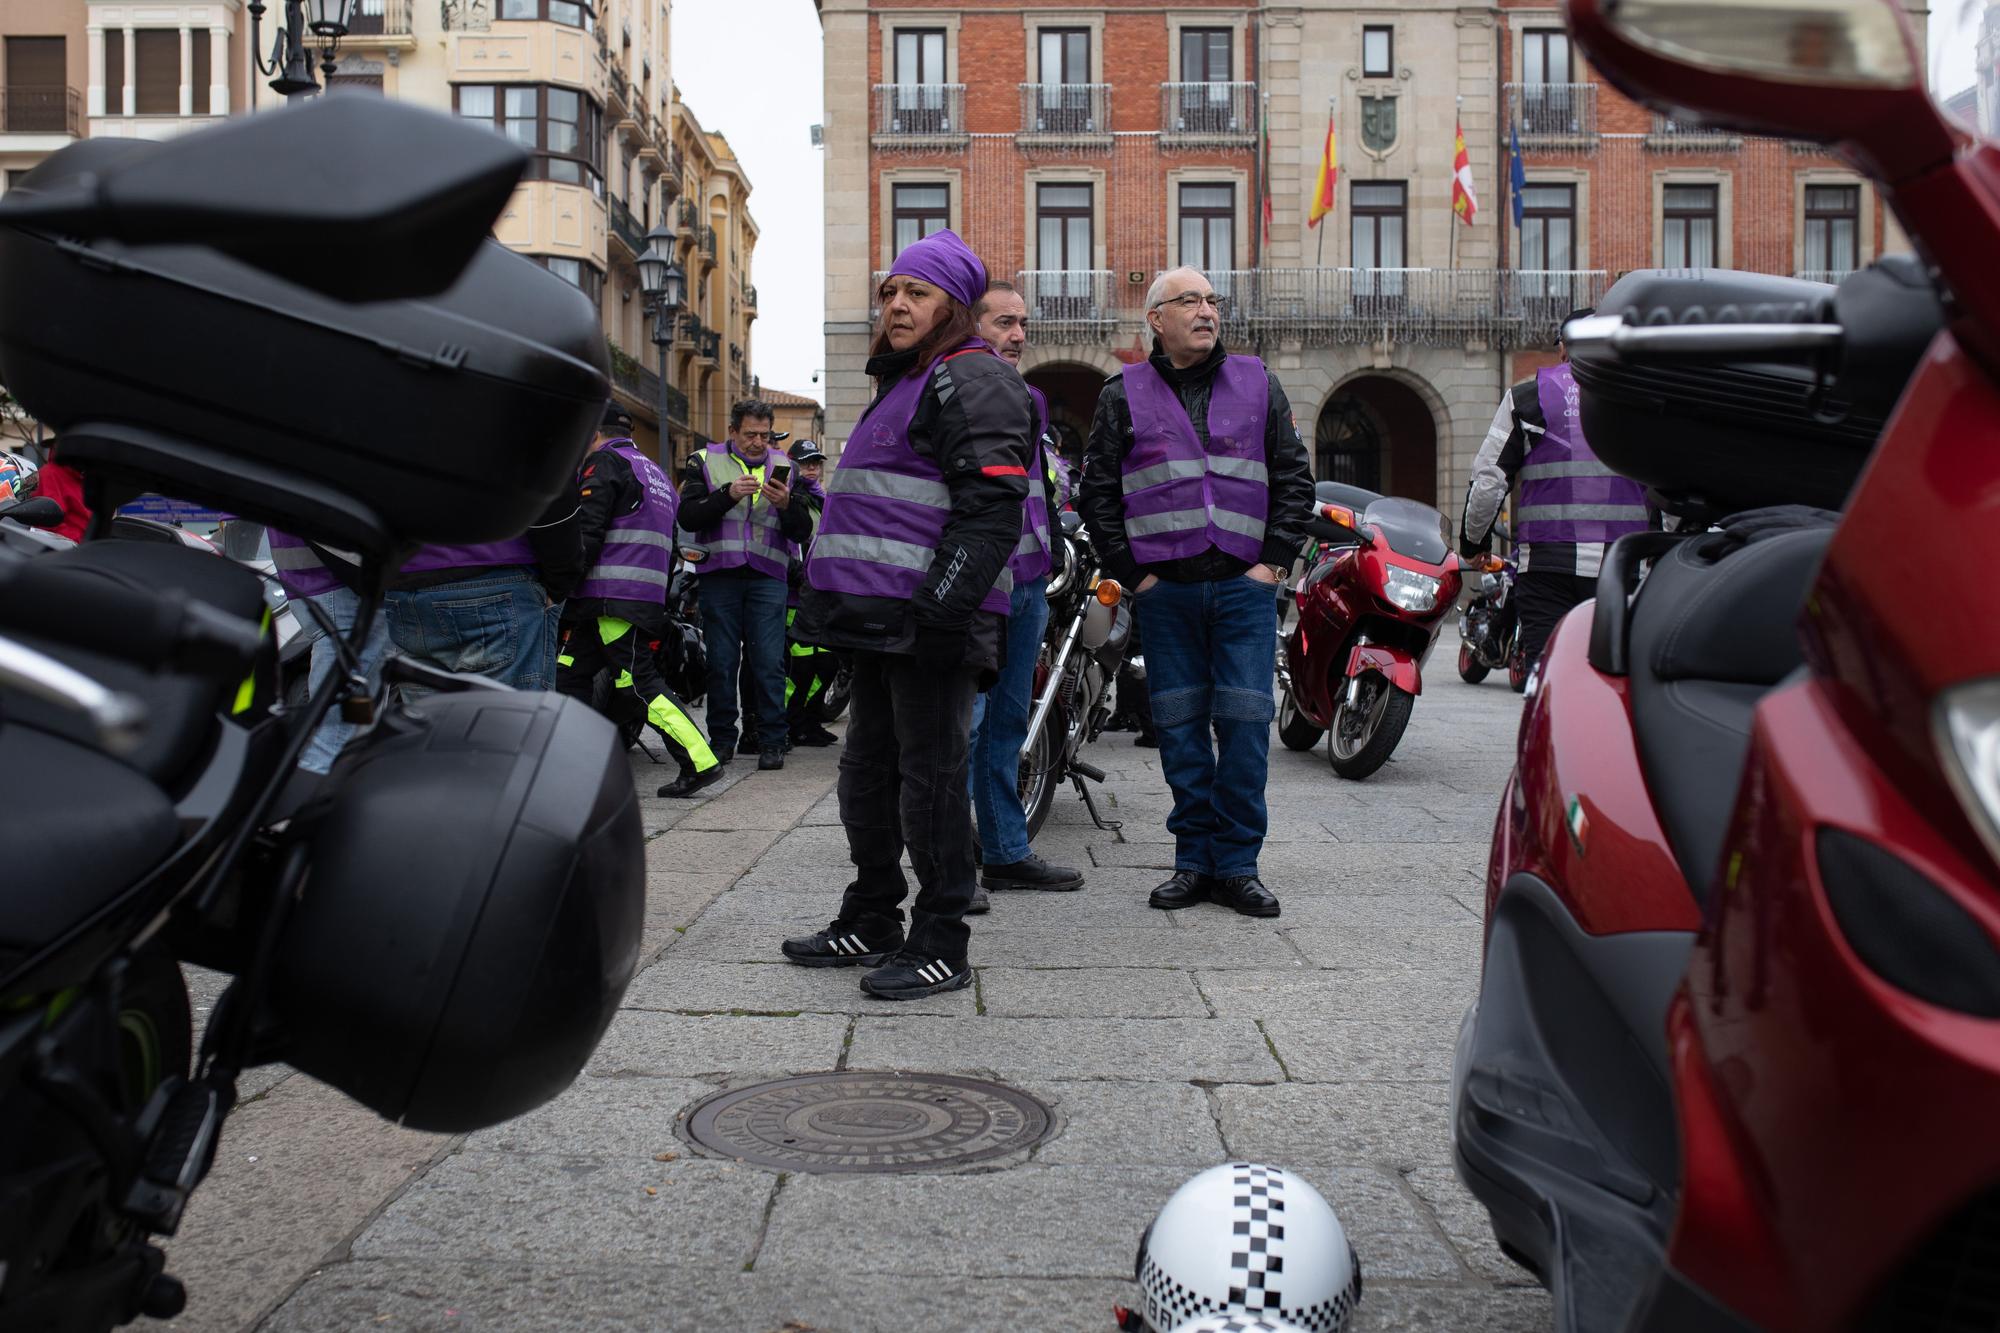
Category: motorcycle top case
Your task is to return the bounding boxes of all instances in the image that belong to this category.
[272,691,644,1133]
[0,141,608,549]
[1569,269,1887,515]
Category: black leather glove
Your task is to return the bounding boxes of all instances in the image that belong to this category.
[914,622,967,674]
[1459,537,1491,561]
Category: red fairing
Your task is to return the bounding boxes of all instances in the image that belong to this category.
[1346,643,1420,695]
[1672,679,2000,1330]
[34,458,91,543]
[1496,603,1696,935]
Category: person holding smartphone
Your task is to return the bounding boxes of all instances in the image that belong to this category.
[677,399,816,771]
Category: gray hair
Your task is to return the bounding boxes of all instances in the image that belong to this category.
[1146,266,1208,310]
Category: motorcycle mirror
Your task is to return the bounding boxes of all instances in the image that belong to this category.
[1095,579,1123,608]
[0,496,65,529]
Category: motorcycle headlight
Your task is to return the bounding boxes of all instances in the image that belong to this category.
[1935,679,2000,871]
[1383,566,1441,613]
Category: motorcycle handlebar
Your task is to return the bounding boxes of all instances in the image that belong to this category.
[0,562,265,676]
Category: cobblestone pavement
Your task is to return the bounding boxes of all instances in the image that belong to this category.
[165,636,1548,1332]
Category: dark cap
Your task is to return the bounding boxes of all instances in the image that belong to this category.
[1560,307,1596,333]
[788,439,827,463]
[600,402,634,434]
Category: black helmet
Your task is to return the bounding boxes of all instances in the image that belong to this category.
[788,439,827,463]
[601,402,634,434]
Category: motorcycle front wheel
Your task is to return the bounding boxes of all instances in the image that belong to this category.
[1278,685,1325,751]
[1019,714,1061,841]
[1328,674,1415,780]
[1457,641,1491,685]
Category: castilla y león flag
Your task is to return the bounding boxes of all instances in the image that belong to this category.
[1451,116,1479,224]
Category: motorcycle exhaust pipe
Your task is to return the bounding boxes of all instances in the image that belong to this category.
[1070,757,1107,783]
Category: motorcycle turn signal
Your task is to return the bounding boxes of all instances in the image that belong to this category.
[1095,579,1123,607]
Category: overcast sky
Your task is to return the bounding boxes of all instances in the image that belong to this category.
[672,0,826,405]
[1931,0,1985,98]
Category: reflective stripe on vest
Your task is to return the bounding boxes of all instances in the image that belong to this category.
[1516,365,1650,547]
[807,340,1015,617]
[1118,355,1270,566]
[267,530,344,598]
[575,441,679,602]
[1009,386,1055,585]
[693,445,793,579]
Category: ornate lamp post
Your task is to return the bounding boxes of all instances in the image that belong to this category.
[637,220,686,461]
[249,0,355,101]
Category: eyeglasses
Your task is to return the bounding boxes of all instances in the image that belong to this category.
[1152,291,1229,315]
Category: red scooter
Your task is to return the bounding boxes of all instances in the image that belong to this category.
[1452,3,2000,1331]
[1277,482,1461,779]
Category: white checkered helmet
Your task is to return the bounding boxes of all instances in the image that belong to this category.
[1169,1317,1312,1333]
[1134,1164,1361,1333]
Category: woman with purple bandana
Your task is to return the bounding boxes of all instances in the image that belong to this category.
[779,229,1035,1001]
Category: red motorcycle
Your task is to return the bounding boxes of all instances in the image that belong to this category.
[1276,482,1461,779]
[1452,3,2000,1331]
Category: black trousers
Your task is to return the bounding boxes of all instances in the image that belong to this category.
[557,614,718,774]
[835,649,980,962]
[1514,572,1597,671]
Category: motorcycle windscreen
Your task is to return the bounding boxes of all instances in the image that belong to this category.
[1363,497,1452,565]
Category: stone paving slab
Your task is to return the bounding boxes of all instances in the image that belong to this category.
[962,925,1314,970]
[846,1015,1285,1083]
[977,966,1211,1018]
[1213,1082,1457,1169]
[1020,1080,1227,1165]
[1405,1166,1544,1288]
[587,1010,851,1079]
[621,960,972,1016]
[1195,966,1477,1025]
[461,1076,716,1160]
[1261,1017,1464,1083]
[1283,920,1486,973]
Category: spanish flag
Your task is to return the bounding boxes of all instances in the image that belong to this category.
[1307,108,1338,229]
[1451,116,1479,224]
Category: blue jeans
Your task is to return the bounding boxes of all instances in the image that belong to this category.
[970,576,1049,864]
[386,566,558,697]
[701,572,788,752]
[1137,574,1280,879]
[299,586,393,775]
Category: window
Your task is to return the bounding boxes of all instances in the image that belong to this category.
[499,0,594,31]
[891,182,950,255]
[1362,26,1394,79]
[1180,28,1230,83]
[1520,30,1577,135]
[1179,183,1235,275]
[1039,28,1088,85]
[5,37,69,130]
[189,32,211,113]
[892,28,947,131]
[1803,184,1860,276]
[1036,181,1095,315]
[540,255,604,307]
[133,30,179,115]
[1662,183,1718,268]
[1351,181,1407,303]
[455,84,605,195]
[1178,29,1234,132]
[104,29,123,108]
[1518,184,1579,315]
[1523,29,1572,85]
[1034,27,1093,132]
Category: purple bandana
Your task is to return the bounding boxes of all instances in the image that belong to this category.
[888,228,987,309]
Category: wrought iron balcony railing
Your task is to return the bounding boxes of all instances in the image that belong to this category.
[743,282,758,308]
[1504,82,1597,146]
[1500,270,1612,345]
[344,0,413,37]
[610,350,661,407]
[1793,268,1855,285]
[1159,82,1258,146]
[698,329,721,361]
[1015,270,1121,340]
[1646,114,1743,151]
[871,83,968,147]
[2,86,80,136]
[608,195,645,258]
[1018,83,1112,143]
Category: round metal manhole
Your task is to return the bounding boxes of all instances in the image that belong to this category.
[684,1073,1053,1173]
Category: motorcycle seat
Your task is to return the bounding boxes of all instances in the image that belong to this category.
[1627,523,1835,900]
[0,724,180,967]
[7,539,270,794]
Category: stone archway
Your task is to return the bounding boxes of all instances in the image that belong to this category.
[1314,373,1444,506]
[1023,358,1113,475]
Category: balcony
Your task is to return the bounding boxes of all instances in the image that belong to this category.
[606,62,629,112]
[871,83,968,149]
[1793,269,1855,285]
[667,381,689,426]
[1645,114,1742,152]
[678,197,701,231]
[697,328,721,363]
[1159,82,1258,147]
[1,86,81,139]
[1500,270,1611,345]
[1015,271,1121,343]
[699,225,717,260]
[1504,82,1597,148]
[743,282,758,309]
[610,348,662,410]
[344,0,415,43]
[607,195,645,259]
[1017,83,1112,147]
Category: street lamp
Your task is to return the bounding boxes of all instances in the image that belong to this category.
[638,220,685,460]
[249,0,354,101]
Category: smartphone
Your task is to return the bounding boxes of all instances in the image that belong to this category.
[768,459,792,488]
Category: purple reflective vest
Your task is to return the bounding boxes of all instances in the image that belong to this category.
[398,538,536,577]
[787,475,828,610]
[1516,365,1650,546]
[807,342,1013,617]
[690,444,794,580]
[1118,355,1270,566]
[1008,385,1055,586]
[266,529,343,599]
[574,440,678,603]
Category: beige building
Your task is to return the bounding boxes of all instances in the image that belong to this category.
[763,387,828,447]
[0,0,758,472]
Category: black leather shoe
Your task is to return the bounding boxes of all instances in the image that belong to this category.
[758,748,786,771]
[658,765,724,799]
[1215,875,1281,918]
[1148,870,1212,911]
[738,733,761,756]
[791,723,840,748]
[1133,730,1159,749]
[983,853,1085,892]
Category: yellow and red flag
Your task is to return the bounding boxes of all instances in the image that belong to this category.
[1307,108,1338,229]
[1451,116,1479,224]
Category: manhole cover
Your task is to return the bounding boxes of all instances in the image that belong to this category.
[684,1073,1053,1173]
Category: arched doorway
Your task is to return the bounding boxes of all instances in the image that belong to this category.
[1024,361,1108,476]
[1315,375,1439,506]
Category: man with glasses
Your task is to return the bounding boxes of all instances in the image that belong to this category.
[678,399,817,771]
[1078,267,1314,919]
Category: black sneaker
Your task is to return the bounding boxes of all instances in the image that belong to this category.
[780,920,903,968]
[759,748,786,771]
[658,764,724,799]
[791,723,840,748]
[983,853,1085,892]
[860,950,972,1000]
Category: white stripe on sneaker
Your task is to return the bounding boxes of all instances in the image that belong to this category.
[917,962,940,984]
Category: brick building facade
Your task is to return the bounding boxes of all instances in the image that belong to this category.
[819,0,1923,516]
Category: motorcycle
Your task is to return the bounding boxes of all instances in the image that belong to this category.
[1276,482,1462,779]
[1455,526,1520,690]
[1019,510,1132,841]
[0,98,643,1332]
[1450,3,1999,1329]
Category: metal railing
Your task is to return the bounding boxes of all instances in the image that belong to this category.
[698,329,721,361]
[1015,270,1121,341]
[345,0,413,36]
[1646,114,1742,151]
[1159,82,1258,146]
[743,282,758,308]
[610,351,661,406]
[1793,269,1854,285]
[666,382,689,425]
[871,83,967,145]
[1504,82,1597,143]
[607,63,628,109]
[1018,83,1112,141]
[699,225,717,259]
[1500,270,1612,344]
[607,195,645,257]
[1,86,80,136]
